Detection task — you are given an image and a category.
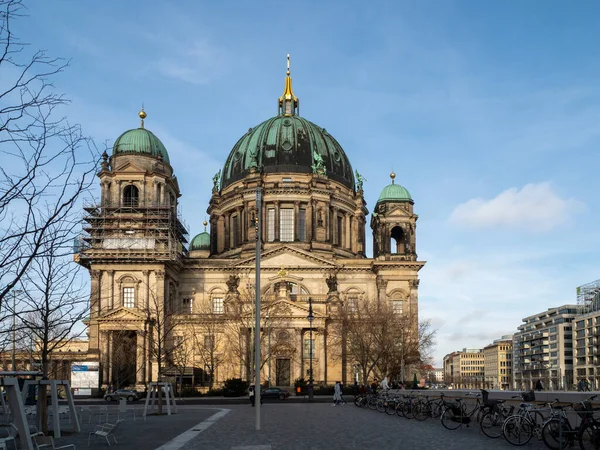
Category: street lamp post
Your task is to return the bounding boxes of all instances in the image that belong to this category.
[12,289,23,371]
[266,314,271,388]
[307,297,314,402]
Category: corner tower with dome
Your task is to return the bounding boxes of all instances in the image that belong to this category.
[75,57,425,391]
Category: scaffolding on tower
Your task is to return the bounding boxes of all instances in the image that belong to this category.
[577,279,600,315]
[73,200,188,267]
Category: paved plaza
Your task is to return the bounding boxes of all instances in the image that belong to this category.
[42,403,550,450]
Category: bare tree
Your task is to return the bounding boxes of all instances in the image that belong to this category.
[222,287,295,384]
[17,226,88,433]
[141,288,181,414]
[329,297,437,384]
[0,0,97,311]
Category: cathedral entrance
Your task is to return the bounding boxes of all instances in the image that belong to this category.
[110,330,137,388]
[275,358,290,386]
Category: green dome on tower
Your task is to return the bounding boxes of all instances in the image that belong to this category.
[190,232,210,251]
[377,172,413,204]
[112,109,170,163]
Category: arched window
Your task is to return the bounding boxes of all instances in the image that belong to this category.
[390,226,404,253]
[123,185,139,207]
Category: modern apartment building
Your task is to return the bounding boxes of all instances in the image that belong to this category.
[574,279,600,389]
[483,335,513,390]
[513,305,578,390]
[443,348,484,389]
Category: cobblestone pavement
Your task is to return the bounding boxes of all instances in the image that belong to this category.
[180,404,549,450]
[29,403,551,450]
[34,405,218,450]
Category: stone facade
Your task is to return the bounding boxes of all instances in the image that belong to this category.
[75,74,424,390]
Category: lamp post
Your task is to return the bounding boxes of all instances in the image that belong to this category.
[307,297,314,402]
[12,289,23,371]
[266,314,271,388]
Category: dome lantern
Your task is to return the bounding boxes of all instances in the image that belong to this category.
[278,54,299,117]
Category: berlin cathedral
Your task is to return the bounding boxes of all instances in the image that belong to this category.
[75,57,425,390]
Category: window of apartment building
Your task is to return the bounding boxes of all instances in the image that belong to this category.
[267,208,275,242]
[549,327,557,332]
[181,297,193,314]
[123,287,135,308]
[298,208,306,242]
[303,338,316,358]
[212,297,224,314]
[551,351,558,357]
[280,208,294,242]
[551,343,558,349]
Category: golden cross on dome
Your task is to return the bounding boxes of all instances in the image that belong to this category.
[277,265,288,280]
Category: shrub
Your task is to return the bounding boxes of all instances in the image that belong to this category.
[223,378,248,397]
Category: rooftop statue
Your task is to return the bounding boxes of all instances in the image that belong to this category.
[212,169,221,191]
[355,170,366,191]
[312,151,326,176]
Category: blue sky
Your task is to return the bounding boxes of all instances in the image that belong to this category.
[19,0,600,366]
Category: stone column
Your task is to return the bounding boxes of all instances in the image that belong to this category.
[274,201,280,241]
[159,182,165,206]
[297,329,304,381]
[307,201,314,242]
[332,207,338,246]
[236,206,242,246]
[107,270,115,310]
[143,270,150,311]
[242,202,248,242]
[141,179,146,206]
[90,270,101,317]
[294,201,300,241]
[224,212,230,250]
[107,332,113,386]
[320,328,326,384]
[100,331,109,385]
[136,331,145,385]
[345,213,351,250]
[326,206,331,242]
[376,278,388,303]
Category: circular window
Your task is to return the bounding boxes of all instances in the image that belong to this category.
[282,140,293,151]
[234,149,244,160]
[333,151,341,162]
[283,119,292,127]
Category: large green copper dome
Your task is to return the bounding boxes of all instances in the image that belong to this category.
[221,115,354,190]
[113,127,170,163]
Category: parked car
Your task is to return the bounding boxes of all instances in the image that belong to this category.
[260,388,290,400]
[104,389,140,402]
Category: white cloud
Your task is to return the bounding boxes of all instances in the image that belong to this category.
[449,182,584,231]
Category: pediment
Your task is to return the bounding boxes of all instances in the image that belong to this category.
[385,204,412,217]
[97,307,146,322]
[243,300,323,319]
[231,245,339,269]
[114,161,146,173]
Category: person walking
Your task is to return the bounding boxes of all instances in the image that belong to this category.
[535,379,544,391]
[332,381,342,406]
[249,385,255,407]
